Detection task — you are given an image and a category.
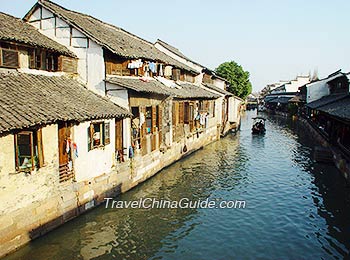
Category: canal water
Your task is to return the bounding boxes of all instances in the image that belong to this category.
[4,111,350,260]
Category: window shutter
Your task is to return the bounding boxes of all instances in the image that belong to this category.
[158,105,163,148]
[184,102,189,124]
[179,102,184,124]
[115,119,123,151]
[189,104,195,131]
[37,129,44,167]
[172,102,177,126]
[158,105,162,131]
[61,56,77,73]
[105,122,110,144]
[152,106,157,133]
[87,126,92,151]
[1,49,19,68]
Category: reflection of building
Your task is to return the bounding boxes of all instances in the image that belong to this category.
[0,0,243,257]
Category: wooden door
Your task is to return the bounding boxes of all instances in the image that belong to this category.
[58,122,73,182]
[115,118,124,150]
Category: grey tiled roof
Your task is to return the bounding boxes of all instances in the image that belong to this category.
[0,71,130,135]
[306,94,348,109]
[106,77,220,100]
[156,39,202,67]
[0,12,76,58]
[318,95,350,120]
[171,83,221,100]
[30,1,197,74]
[106,77,171,96]
[202,83,233,96]
[268,96,292,104]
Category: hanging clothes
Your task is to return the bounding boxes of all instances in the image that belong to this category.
[144,63,150,77]
[65,139,71,154]
[128,59,143,69]
[149,62,157,73]
[205,114,209,128]
[129,146,134,158]
[164,65,173,77]
[73,143,78,158]
[200,113,205,126]
[158,64,164,76]
[139,112,145,128]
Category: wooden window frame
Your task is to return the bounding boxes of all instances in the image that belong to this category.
[87,121,110,151]
[179,102,184,124]
[131,106,141,145]
[35,49,43,69]
[14,129,44,172]
[0,48,19,69]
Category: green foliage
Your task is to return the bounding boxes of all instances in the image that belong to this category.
[215,61,252,99]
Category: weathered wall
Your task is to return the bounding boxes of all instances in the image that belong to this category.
[74,119,116,182]
[0,120,220,258]
[27,6,105,95]
[106,82,129,109]
[306,80,329,103]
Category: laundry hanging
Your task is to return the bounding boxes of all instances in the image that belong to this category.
[158,64,164,76]
[164,65,173,77]
[149,62,157,73]
[128,59,143,69]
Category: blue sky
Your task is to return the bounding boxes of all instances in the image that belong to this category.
[2,0,350,91]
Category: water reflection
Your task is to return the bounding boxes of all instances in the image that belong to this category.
[4,110,350,260]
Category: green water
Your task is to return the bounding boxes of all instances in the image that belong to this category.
[4,111,350,259]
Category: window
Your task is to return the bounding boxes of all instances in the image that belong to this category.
[87,122,110,151]
[179,102,184,124]
[29,49,58,71]
[156,105,161,130]
[0,49,19,68]
[131,106,141,146]
[14,130,44,171]
[184,102,190,123]
[35,49,42,69]
[46,53,58,72]
[145,107,152,134]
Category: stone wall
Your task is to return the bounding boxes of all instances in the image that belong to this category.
[0,122,220,258]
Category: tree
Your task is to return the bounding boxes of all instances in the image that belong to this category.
[215,61,252,99]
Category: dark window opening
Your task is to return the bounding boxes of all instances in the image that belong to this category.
[87,122,110,151]
[145,106,152,134]
[15,130,44,171]
[0,49,19,68]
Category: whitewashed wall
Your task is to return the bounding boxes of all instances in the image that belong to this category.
[228,97,242,123]
[27,6,105,95]
[306,81,330,103]
[73,119,115,182]
[123,118,131,158]
[105,82,129,109]
[213,78,225,89]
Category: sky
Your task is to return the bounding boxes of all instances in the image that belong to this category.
[1,0,350,91]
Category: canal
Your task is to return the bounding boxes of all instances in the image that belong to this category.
[4,111,350,259]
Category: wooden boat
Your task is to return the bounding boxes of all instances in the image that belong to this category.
[252,117,266,134]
